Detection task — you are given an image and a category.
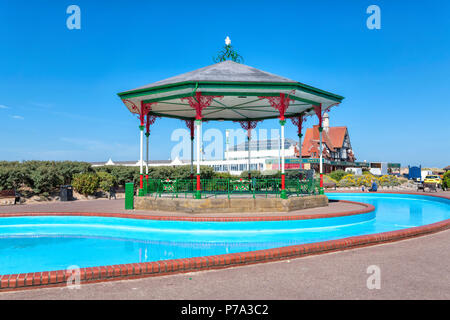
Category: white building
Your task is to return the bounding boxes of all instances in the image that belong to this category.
[92,139,298,176]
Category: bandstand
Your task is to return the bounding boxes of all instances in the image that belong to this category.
[117,42,344,206]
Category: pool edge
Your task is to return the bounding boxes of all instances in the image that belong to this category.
[0,199,373,222]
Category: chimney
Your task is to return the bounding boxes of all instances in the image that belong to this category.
[323,112,330,132]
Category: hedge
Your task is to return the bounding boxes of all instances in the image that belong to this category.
[0,161,93,194]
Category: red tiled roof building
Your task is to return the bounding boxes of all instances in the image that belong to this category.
[294,113,355,171]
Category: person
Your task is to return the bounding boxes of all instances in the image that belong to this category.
[109,186,116,200]
[361,185,365,192]
[14,189,21,205]
[368,180,378,192]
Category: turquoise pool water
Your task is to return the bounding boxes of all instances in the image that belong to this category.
[0,193,449,275]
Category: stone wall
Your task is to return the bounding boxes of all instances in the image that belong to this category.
[134,195,328,213]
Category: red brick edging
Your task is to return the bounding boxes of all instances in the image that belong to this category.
[0,196,449,291]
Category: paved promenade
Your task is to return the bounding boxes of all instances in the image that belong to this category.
[0,229,448,300]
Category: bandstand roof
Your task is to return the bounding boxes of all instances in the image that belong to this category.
[118,60,344,121]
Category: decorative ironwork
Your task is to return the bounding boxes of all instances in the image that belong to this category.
[122,99,139,113]
[313,104,322,126]
[213,36,244,63]
[146,114,159,134]
[313,103,340,125]
[181,91,223,119]
[184,119,195,138]
[122,100,158,128]
[290,114,307,136]
[143,177,319,198]
[231,179,250,192]
[323,102,340,114]
[234,120,260,137]
[259,93,294,120]
[139,102,155,125]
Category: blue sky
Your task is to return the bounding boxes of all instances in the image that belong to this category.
[0,0,449,167]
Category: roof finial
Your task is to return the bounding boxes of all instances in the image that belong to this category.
[213,36,244,63]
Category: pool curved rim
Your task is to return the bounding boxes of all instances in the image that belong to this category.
[0,199,374,222]
[0,193,449,291]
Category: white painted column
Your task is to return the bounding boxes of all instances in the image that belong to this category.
[298,134,302,169]
[195,119,202,199]
[281,123,285,174]
[280,120,287,199]
[138,125,144,195]
[319,129,323,175]
[196,120,201,175]
[190,136,194,176]
[139,128,144,175]
[145,133,149,175]
[247,133,251,177]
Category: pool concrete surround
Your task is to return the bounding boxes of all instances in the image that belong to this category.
[0,193,449,292]
[134,195,328,213]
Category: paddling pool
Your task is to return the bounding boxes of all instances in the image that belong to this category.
[0,193,449,275]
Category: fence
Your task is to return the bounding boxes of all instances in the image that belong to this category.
[142,178,320,199]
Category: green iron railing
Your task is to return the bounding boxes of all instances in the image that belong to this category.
[143,178,320,199]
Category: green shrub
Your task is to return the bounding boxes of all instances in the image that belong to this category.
[95,165,138,186]
[323,175,337,184]
[285,170,303,179]
[95,165,216,190]
[29,165,63,194]
[97,172,116,193]
[214,172,239,179]
[240,170,262,178]
[337,174,357,187]
[441,171,450,190]
[378,175,400,187]
[356,174,378,187]
[147,165,215,180]
[0,165,25,190]
[55,161,93,185]
[329,170,347,182]
[260,170,281,178]
[72,173,100,196]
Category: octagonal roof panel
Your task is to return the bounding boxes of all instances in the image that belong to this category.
[129,61,297,91]
[118,61,344,121]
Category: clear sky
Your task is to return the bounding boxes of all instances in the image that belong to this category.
[1,0,449,167]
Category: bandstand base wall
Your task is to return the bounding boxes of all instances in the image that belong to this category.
[134,195,328,213]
